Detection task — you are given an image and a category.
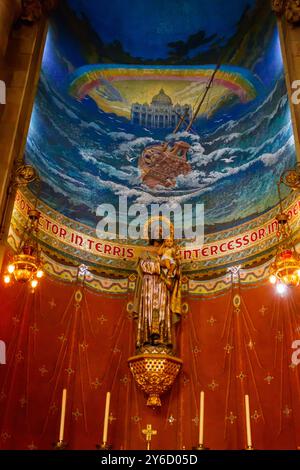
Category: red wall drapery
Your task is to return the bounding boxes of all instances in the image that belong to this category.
[0,275,300,450]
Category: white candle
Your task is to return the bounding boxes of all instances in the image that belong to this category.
[245,394,252,448]
[59,388,67,442]
[102,392,111,444]
[199,391,205,445]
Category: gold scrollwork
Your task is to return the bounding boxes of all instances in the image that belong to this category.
[74,289,83,304]
[233,294,241,308]
[182,303,189,314]
[14,165,38,186]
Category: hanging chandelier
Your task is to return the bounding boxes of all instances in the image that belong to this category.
[269,168,300,288]
[3,208,44,290]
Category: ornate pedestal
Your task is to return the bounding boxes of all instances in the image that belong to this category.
[128,347,182,407]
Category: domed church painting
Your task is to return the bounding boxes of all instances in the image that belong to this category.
[131,89,192,129]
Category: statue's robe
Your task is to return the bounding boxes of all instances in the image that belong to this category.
[133,251,181,349]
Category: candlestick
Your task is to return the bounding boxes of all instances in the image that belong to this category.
[54,440,67,450]
[102,391,111,445]
[199,391,205,446]
[245,394,253,450]
[59,388,67,443]
[96,442,112,450]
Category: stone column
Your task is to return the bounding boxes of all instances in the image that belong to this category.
[272,0,300,159]
[0,0,22,122]
[0,0,22,269]
[0,0,58,271]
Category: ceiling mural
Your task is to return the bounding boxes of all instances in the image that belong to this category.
[24,0,296,246]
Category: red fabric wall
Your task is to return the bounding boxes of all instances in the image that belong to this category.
[0,274,300,450]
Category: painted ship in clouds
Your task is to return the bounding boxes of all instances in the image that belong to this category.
[69,63,260,193]
[138,68,220,190]
[135,88,191,189]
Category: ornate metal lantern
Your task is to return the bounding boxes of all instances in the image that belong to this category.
[3,209,43,290]
[269,171,300,288]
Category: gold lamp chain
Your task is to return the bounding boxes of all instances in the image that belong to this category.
[277,181,284,214]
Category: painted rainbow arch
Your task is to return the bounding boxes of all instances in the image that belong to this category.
[69,64,260,105]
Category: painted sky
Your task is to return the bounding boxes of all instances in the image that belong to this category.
[67,0,255,59]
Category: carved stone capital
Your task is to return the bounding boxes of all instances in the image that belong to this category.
[20,0,58,24]
[286,0,300,23]
[272,0,286,15]
[272,0,300,25]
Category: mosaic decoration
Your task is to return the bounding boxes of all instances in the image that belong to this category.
[10,188,300,273]
[8,192,300,296]
[7,228,275,296]
[23,0,296,264]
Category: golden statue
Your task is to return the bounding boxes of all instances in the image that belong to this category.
[133,235,182,353]
[129,229,183,407]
